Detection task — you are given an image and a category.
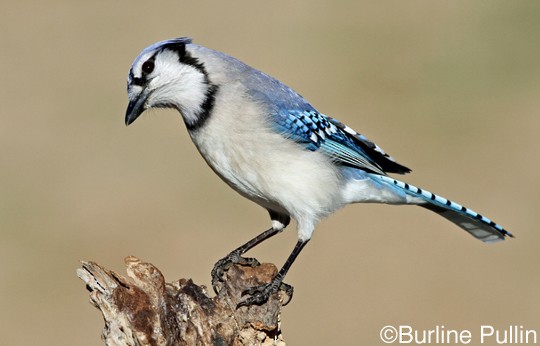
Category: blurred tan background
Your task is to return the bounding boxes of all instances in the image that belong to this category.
[2,1,540,345]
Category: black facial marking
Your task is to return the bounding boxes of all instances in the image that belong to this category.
[159,39,188,57]
[129,69,144,86]
[132,77,144,86]
[158,38,207,76]
[185,83,219,132]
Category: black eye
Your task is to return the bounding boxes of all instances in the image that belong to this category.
[142,60,155,75]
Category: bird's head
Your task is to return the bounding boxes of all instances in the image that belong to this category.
[125,37,216,129]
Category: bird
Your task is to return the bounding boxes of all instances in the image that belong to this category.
[125,37,512,307]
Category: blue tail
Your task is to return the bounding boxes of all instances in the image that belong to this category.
[373,175,513,243]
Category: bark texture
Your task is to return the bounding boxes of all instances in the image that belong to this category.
[77,256,287,346]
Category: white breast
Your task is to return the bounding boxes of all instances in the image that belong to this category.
[189,85,344,238]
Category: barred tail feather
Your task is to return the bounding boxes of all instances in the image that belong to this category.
[374,175,513,243]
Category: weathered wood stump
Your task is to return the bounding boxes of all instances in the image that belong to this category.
[77,256,287,345]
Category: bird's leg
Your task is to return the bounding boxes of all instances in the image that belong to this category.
[211,226,283,294]
[237,239,309,308]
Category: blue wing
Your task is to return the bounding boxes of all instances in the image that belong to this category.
[273,110,411,175]
[238,66,410,174]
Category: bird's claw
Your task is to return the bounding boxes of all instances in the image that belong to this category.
[237,280,294,308]
[211,252,260,294]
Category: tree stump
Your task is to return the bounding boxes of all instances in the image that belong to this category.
[77,256,287,346]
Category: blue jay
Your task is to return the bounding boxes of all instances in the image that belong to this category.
[125,37,512,307]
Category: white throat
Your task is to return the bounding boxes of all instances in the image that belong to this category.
[148,58,210,127]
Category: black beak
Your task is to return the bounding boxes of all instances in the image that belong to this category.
[125,89,149,126]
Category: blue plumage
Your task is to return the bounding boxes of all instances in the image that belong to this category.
[275,110,338,149]
[373,175,512,242]
[273,109,411,175]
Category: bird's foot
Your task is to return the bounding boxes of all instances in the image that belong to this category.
[211,251,260,294]
[237,278,293,308]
